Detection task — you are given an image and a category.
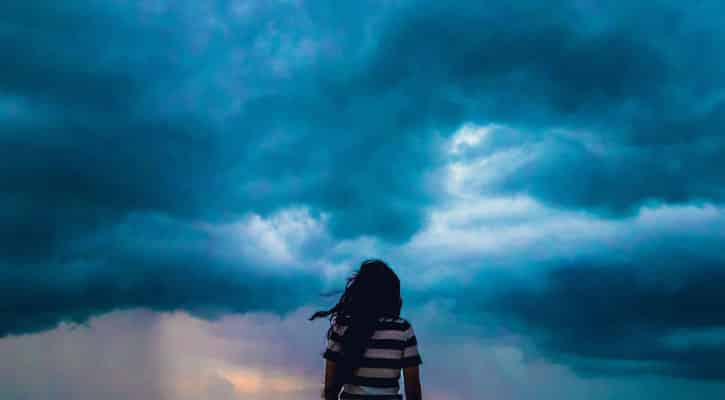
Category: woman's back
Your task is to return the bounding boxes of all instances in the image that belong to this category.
[323,315,422,399]
[310,259,423,399]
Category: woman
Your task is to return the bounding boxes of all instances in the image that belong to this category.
[309,259,423,400]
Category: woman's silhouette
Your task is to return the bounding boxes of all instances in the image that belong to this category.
[310,259,423,400]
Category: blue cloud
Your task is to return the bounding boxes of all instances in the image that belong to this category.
[2,0,725,387]
[0,211,324,337]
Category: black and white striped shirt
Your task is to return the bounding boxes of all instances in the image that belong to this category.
[323,316,422,400]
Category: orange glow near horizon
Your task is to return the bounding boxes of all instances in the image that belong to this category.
[157,310,320,399]
[217,366,313,394]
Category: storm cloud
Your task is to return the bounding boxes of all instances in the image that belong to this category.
[2,0,725,393]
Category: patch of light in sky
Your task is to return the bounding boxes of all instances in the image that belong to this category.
[448,123,495,155]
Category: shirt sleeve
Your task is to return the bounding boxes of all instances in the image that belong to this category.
[400,323,423,367]
[322,322,346,362]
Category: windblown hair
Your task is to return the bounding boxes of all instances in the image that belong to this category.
[309,259,403,384]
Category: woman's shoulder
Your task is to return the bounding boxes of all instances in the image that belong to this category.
[333,315,413,329]
[377,316,412,329]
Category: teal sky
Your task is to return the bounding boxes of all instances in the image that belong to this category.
[2,1,725,398]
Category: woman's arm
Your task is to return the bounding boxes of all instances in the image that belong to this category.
[323,359,342,400]
[403,365,422,400]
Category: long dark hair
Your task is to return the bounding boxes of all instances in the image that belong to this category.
[309,259,403,383]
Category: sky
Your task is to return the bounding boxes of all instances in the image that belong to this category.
[2,0,725,398]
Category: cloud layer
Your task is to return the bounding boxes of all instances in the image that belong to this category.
[2,0,725,395]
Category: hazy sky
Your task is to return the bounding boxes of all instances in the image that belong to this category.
[2,1,725,399]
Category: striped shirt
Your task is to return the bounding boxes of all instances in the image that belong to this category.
[323,316,422,400]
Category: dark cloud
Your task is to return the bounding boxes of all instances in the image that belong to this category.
[483,256,725,380]
[378,0,725,214]
[0,0,442,252]
[399,204,725,382]
[4,0,724,255]
[0,0,436,336]
[0,212,323,337]
[0,1,225,262]
[2,0,725,372]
